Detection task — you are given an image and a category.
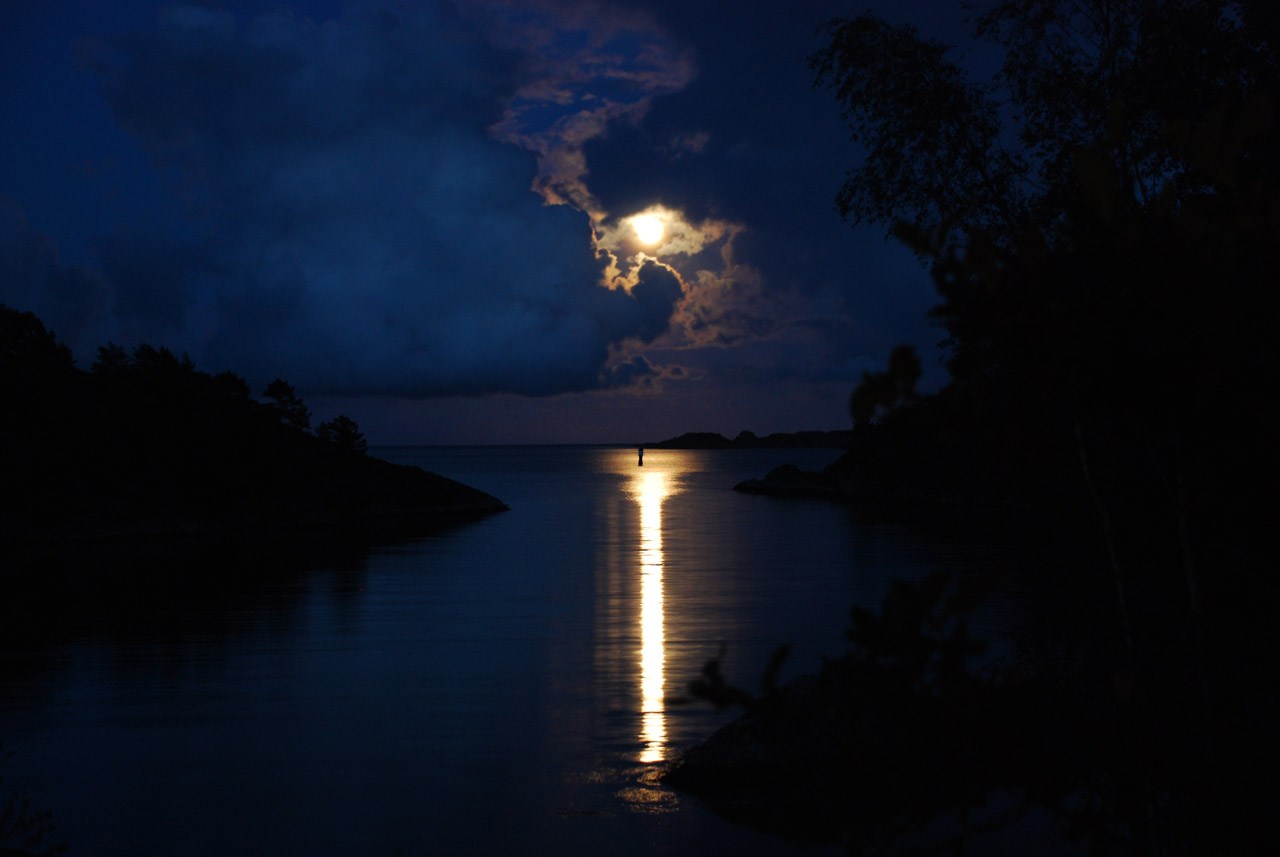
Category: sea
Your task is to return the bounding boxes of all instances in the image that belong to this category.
[0,446,1025,856]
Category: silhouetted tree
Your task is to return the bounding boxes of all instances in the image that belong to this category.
[806,3,1278,852]
[811,0,1276,254]
[316,414,367,455]
[129,343,195,376]
[91,342,130,374]
[809,14,1023,248]
[849,344,921,427]
[262,378,311,431]
[815,0,1278,575]
[0,305,74,379]
[210,370,250,399]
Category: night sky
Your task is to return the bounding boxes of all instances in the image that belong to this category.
[2,0,969,444]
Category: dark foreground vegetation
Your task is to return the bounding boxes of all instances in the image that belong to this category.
[0,305,506,551]
[669,2,1277,854]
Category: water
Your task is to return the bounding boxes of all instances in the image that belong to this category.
[0,446,1017,856]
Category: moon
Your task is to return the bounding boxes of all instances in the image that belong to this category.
[631,214,664,246]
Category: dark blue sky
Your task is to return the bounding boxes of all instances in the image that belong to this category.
[1,0,971,443]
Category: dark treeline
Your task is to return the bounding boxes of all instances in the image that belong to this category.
[670,2,1277,855]
[0,306,505,549]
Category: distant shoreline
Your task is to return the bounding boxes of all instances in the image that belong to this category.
[641,430,854,450]
[367,433,853,450]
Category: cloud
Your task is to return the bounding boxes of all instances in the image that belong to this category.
[659,130,710,159]
[0,196,114,353]
[94,229,212,339]
[628,259,684,342]
[466,0,697,215]
[458,0,810,360]
[562,1,945,382]
[599,352,659,387]
[76,0,686,396]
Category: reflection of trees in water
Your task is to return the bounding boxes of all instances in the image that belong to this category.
[1,537,383,857]
[1,537,374,689]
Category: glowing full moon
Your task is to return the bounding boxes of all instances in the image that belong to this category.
[631,214,664,246]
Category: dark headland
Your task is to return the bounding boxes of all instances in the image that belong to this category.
[1,306,506,552]
[729,430,1003,509]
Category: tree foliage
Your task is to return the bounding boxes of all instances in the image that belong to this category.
[0,306,74,379]
[799,2,1278,852]
[849,344,921,427]
[813,0,1277,252]
[810,14,1023,243]
[262,378,311,432]
[90,342,197,378]
[813,0,1278,464]
[316,414,367,455]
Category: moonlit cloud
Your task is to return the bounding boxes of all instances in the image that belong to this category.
[595,204,728,261]
[71,0,693,396]
[455,0,793,378]
[466,0,696,215]
[589,202,788,353]
[451,0,792,377]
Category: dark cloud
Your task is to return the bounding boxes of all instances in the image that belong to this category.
[94,229,210,337]
[466,0,696,212]
[629,259,684,343]
[0,196,113,353]
[65,0,685,396]
[600,352,659,387]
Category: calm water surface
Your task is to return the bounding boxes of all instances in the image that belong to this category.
[1,447,1017,856]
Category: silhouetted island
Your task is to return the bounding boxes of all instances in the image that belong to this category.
[644,429,854,450]
[1,306,506,551]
